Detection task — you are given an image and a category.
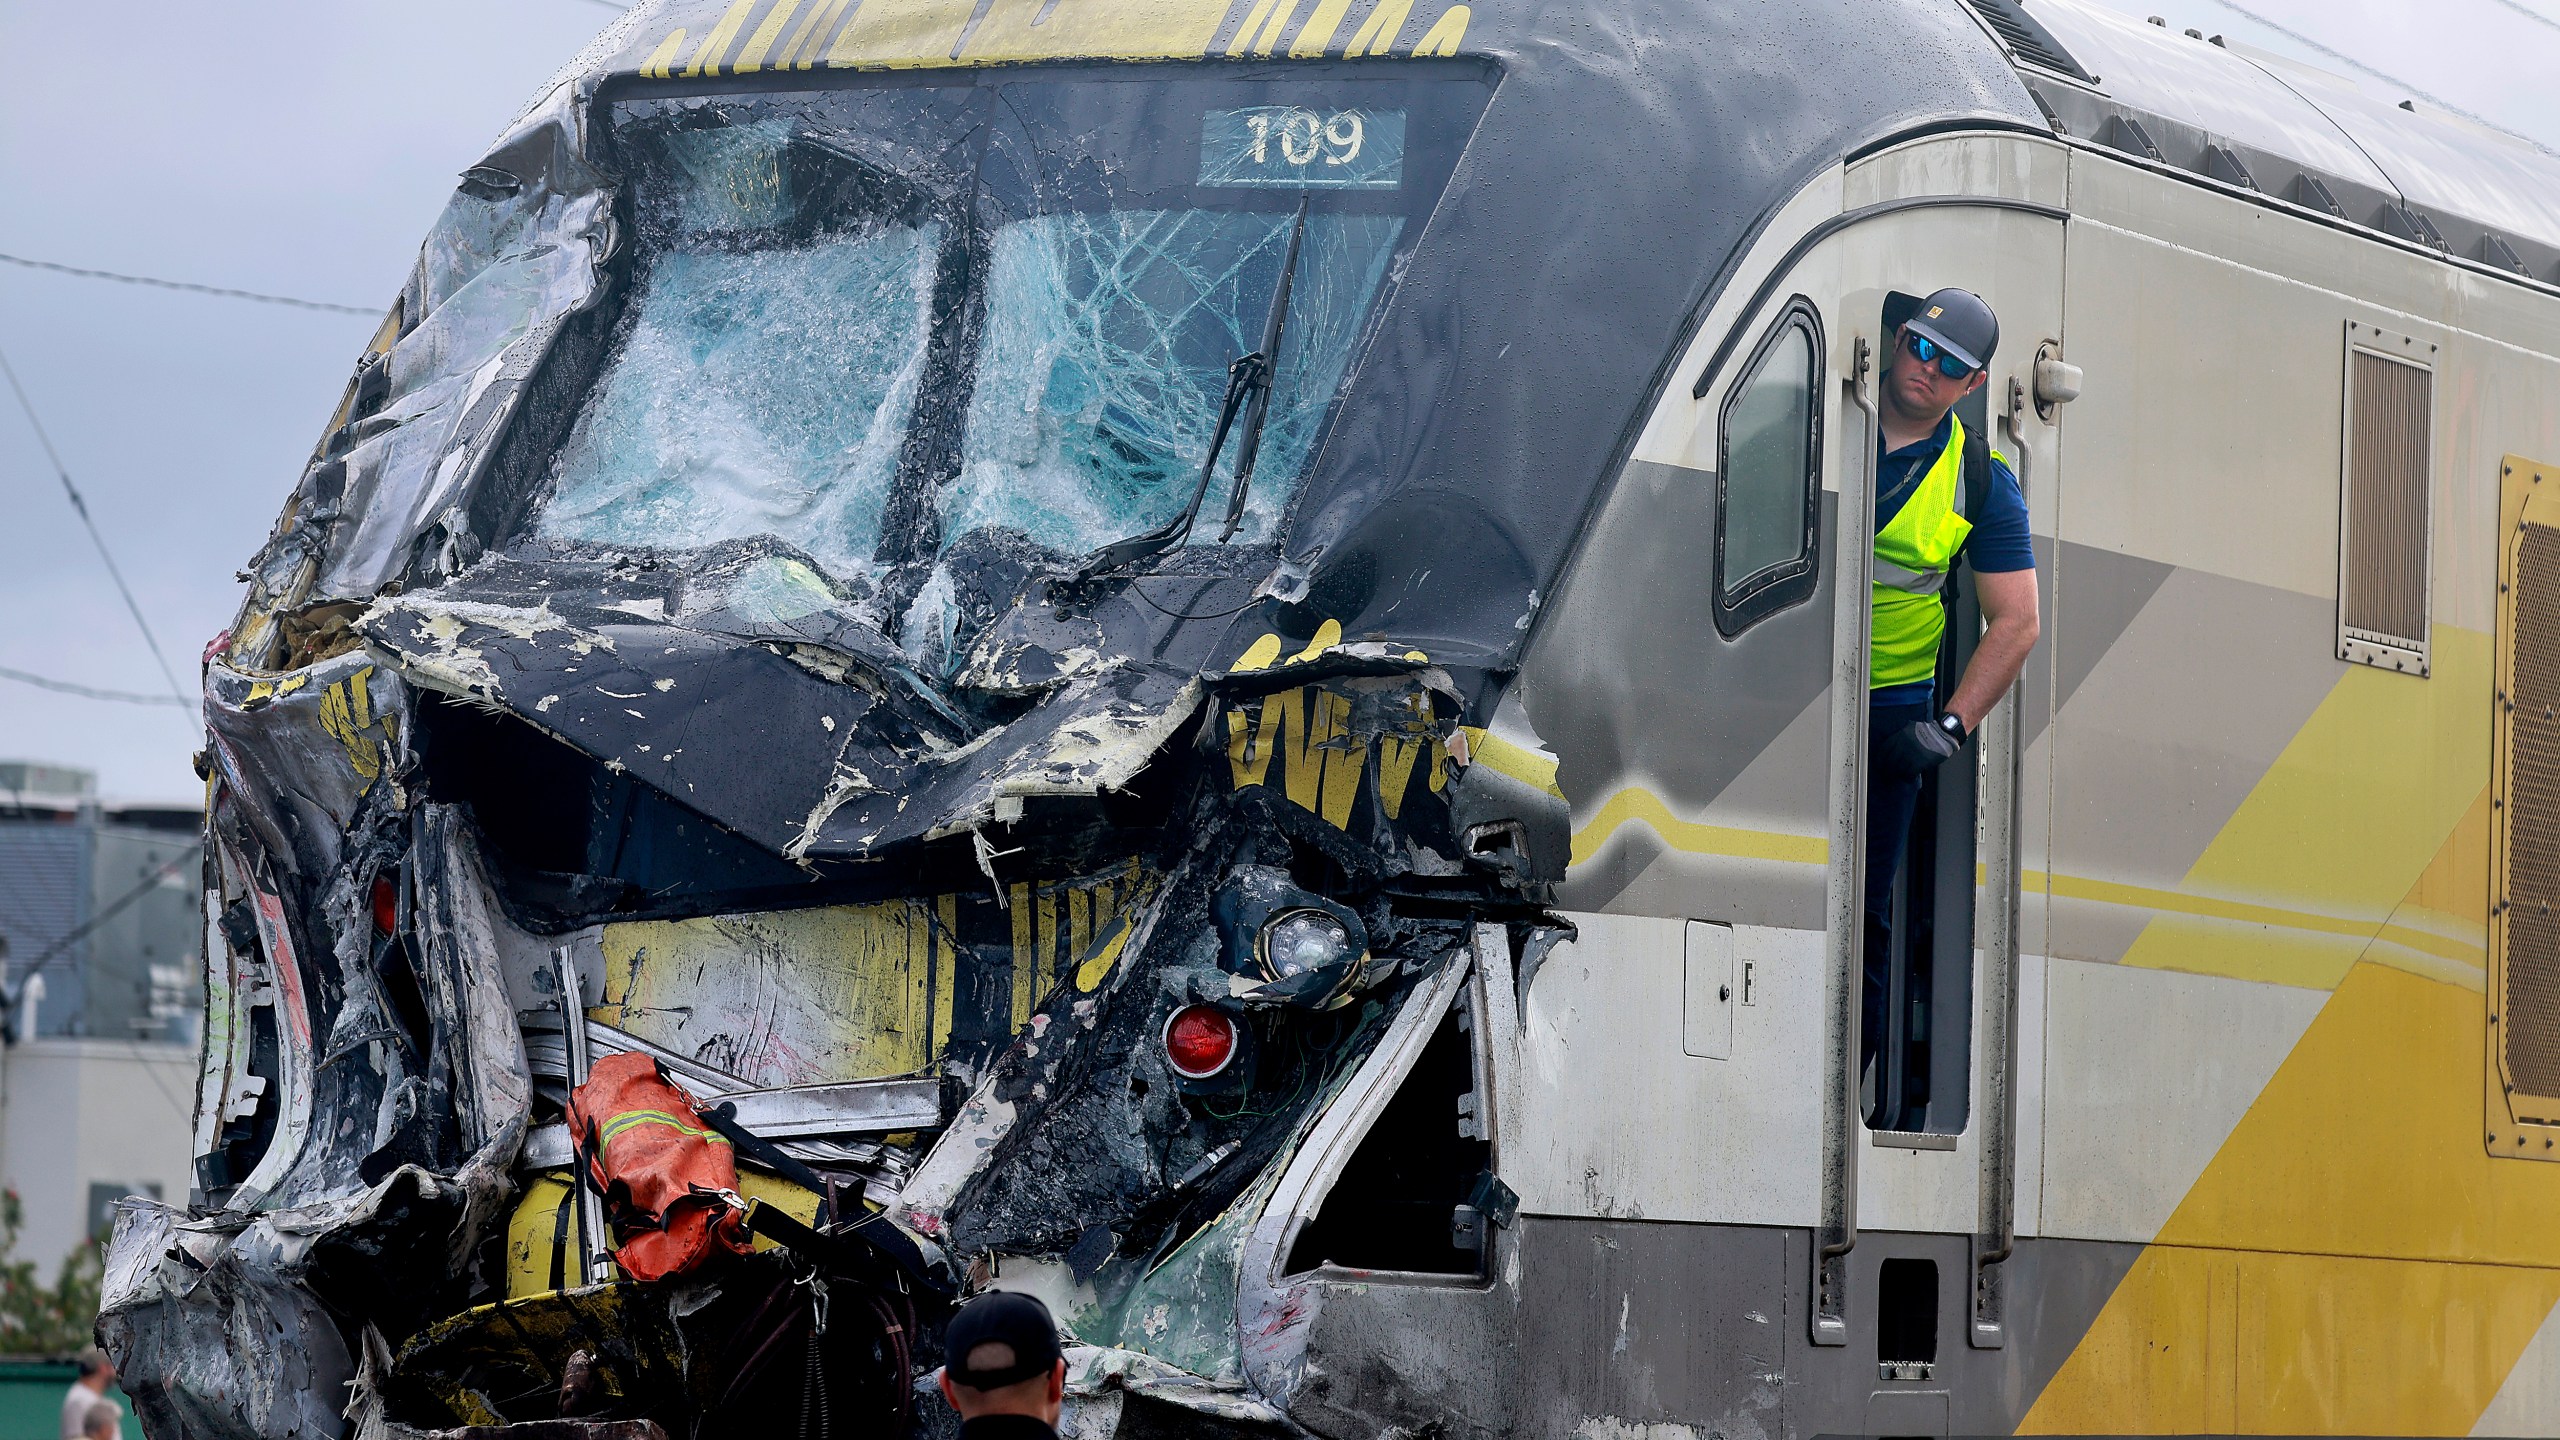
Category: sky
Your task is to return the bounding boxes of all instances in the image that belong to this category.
[0,0,2554,803]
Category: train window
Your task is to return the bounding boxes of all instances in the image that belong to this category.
[2336,322,2437,675]
[1713,297,1826,637]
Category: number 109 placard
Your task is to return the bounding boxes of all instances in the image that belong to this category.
[1199,106,1407,189]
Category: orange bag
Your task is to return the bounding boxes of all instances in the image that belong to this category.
[565,1052,752,1282]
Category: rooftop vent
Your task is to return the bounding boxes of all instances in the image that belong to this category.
[1969,0,2097,83]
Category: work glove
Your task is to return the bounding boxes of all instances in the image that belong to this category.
[1879,711,1967,777]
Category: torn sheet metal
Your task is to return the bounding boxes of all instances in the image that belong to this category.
[354,550,1209,859]
[203,651,411,881]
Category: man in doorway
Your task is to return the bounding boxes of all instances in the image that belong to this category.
[938,1290,1068,1440]
[59,1349,117,1440]
[1864,288,2040,1076]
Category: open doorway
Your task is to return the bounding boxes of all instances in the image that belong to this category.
[1864,291,1979,1137]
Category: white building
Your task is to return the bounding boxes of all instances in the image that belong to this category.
[0,762,200,1279]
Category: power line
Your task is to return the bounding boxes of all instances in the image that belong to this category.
[11,853,192,985]
[0,250,376,317]
[0,665,192,708]
[0,343,199,713]
[2483,0,2560,35]
[2204,0,2558,157]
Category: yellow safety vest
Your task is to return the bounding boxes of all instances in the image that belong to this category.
[1870,416,1978,692]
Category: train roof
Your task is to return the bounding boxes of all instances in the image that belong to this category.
[1971,0,2560,286]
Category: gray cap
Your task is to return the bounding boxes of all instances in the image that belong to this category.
[1904,287,1999,372]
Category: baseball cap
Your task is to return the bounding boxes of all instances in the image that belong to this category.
[943,1291,1062,1390]
[1902,287,1999,373]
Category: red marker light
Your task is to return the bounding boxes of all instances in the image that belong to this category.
[371,875,399,937]
[1163,1005,1239,1080]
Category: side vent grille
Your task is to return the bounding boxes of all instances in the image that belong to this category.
[1967,0,2097,84]
[2506,520,2560,1107]
[2491,454,2560,1154]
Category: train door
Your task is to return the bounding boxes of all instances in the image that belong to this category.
[1494,133,2068,1436]
[1807,153,2066,1432]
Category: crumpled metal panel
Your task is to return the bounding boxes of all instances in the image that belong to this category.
[105,812,529,1440]
[98,1202,357,1440]
[173,1,2065,1433]
[303,82,615,603]
[250,0,2041,700]
[203,651,411,881]
[353,548,1213,858]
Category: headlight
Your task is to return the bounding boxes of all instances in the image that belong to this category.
[1259,908,1356,981]
[1210,866,1373,1007]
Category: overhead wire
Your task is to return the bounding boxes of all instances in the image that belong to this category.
[0,250,376,317]
[0,342,199,715]
[0,665,191,708]
[11,852,192,984]
[2481,0,2560,36]
[2198,0,2559,157]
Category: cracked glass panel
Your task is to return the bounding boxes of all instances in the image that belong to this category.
[539,228,942,583]
[941,210,1402,555]
[530,73,1485,594]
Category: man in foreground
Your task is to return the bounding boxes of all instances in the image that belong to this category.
[937,1290,1068,1440]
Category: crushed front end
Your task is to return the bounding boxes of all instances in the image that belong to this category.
[104,34,1569,1440]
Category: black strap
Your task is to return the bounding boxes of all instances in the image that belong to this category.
[548,1182,575,1292]
[1954,420,1994,567]
[701,1102,836,1227]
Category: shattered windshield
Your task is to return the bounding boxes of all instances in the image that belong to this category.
[533,72,1482,607]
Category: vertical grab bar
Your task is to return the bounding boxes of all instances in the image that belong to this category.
[1813,335,1879,1347]
[1971,380,2037,1347]
[554,946,607,1288]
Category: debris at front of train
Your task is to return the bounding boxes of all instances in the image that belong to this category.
[94,62,1577,1440]
[107,594,1551,1437]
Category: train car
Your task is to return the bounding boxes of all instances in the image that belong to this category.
[101,0,2560,1435]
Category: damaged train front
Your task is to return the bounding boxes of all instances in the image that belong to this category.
[102,49,1565,1440]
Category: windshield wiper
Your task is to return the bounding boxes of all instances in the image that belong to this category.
[1073,196,1309,584]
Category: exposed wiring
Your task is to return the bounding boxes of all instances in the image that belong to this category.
[0,342,199,715]
[0,250,376,317]
[0,664,192,708]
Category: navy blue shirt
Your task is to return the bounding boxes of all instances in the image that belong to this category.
[1873,415,2034,707]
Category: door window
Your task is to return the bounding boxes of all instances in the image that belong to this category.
[1714,297,1825,636]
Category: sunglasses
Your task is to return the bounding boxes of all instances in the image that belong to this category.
[1904,330,1977,380]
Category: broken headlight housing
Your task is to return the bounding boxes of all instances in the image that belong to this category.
[1212,866,1371,1008]
[1259,908,1358,983]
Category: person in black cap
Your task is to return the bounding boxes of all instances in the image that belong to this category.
[1862,286,2039,1112]
[937,1290,1067,1439]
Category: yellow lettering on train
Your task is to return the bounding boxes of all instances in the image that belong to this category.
[683,0,759,76]
[1413,4,1469,55]
[734,0,805,72]
[1348,0,1413,55]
